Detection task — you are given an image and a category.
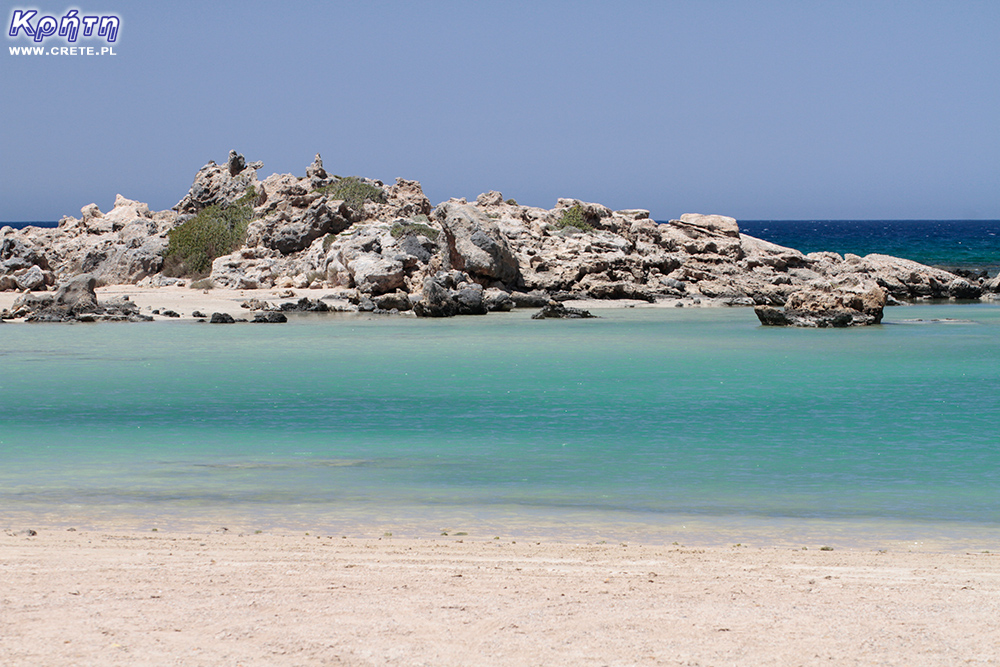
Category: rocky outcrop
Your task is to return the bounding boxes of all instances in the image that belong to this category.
[412,271,488,317]
[531,302,596,319]
[982,274,1000,299]
[435,201,520,286]
[1,195,176,289]
[4,150,994,323]
[175,151,263,213]
[755,285,887,327]
[1,274,152,322]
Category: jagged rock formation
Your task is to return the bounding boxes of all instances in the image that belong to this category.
[1,274,152,322]
[2,151,997,324]
[755,285,887,327]
[531,302,597,319]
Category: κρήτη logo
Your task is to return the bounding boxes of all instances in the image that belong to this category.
[8,9,120,43]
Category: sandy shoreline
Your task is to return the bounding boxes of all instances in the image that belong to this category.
[3,528,998,666]
[4,286,998,664]
[0,284,699,322]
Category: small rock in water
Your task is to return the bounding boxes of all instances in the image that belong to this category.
[251,311,288,323]
[191,311,206,318]
[531,301,596,320]
[209,312,235,323]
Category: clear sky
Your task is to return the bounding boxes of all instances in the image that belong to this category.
[2,1,998,221]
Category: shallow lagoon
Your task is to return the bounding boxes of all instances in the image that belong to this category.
[2,303,999,548]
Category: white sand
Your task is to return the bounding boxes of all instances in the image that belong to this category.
[0,284,705,321]
[3,528,998,666]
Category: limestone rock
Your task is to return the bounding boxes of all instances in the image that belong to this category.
[530,301,596,319]
[382,179,433,219]
[7,274,150,322]
[374,291,412,312]
[5,149,993,317]
[210,247,281,289]
[413,271,487,317]
[305,153,329,188]
[14,265,48,291]
[252,311,288,323]
[1,235,50,275]
[983,274,1000,295]
[278,297,329,312]
[755,285,887,327]
[175,152,261,213]
[483,287,514,312]
[347,253,406,295]
[435,201,520,286]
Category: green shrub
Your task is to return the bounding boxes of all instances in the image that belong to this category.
[506,198,518,206]
[390,221,440,240]
[315,176,386,213]
[163,187,257,277]
[553,203,593,232]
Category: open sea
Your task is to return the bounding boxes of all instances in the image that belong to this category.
[2,220,999,549]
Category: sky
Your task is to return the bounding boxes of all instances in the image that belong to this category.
[2,1,998,222]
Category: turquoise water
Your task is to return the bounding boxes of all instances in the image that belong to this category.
[2,305,1000,547]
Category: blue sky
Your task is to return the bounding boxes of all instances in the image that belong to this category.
[2,1,998,221]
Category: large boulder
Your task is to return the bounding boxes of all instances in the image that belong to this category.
[412,271,487,317]
[51,274,100,313]
[435,202,520,286]
[755,285,887,327]
[14,265,48,291]
[347,253,406,295]
[383,178,433,219]
[983,274,1000,296]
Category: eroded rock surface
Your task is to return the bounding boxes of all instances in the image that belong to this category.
[755,285,887,327]
[3,150,993,323]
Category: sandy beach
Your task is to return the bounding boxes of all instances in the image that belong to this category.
[0,284,676,322]
[3,527,998,666]
[4,286,999,665]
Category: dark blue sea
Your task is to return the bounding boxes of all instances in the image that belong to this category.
[738,220,1000,276]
